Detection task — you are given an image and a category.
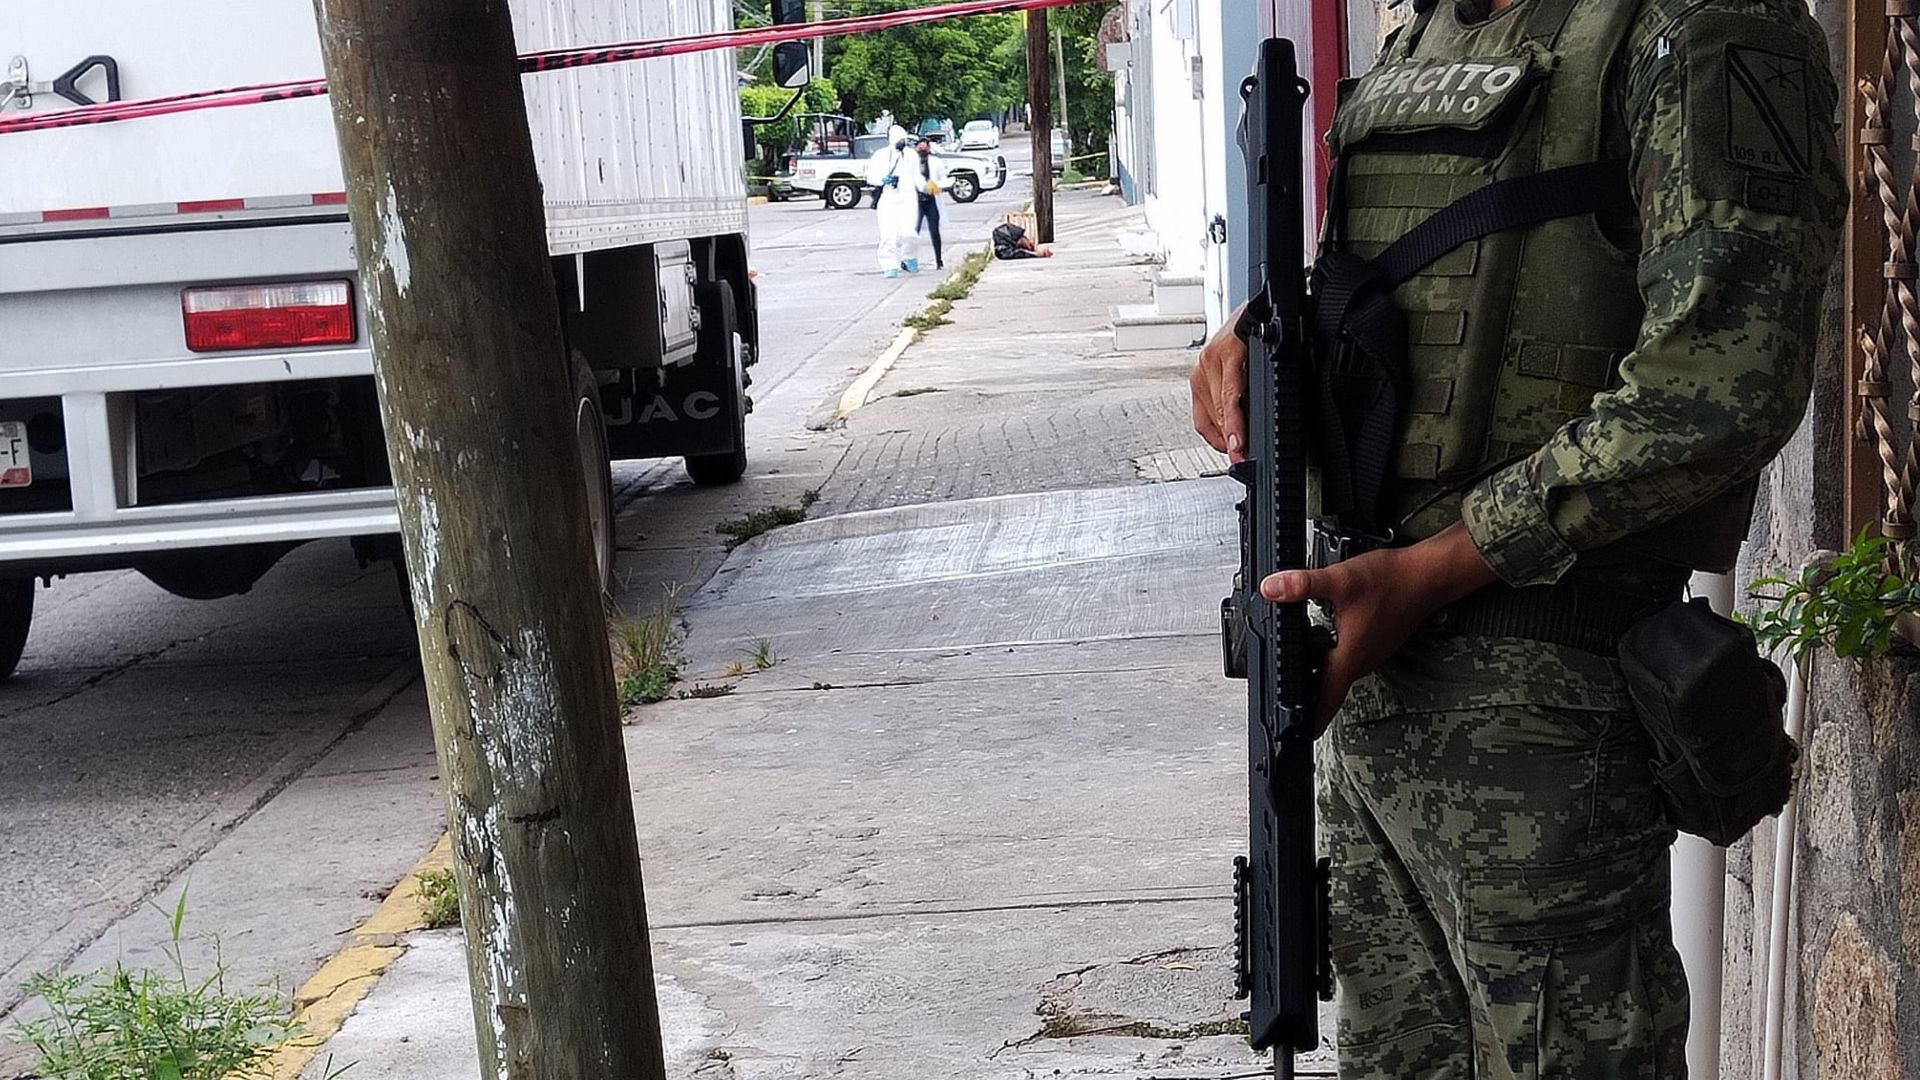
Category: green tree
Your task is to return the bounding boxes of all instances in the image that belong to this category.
[740,76,840,173]
[822,1,1024,129]
[1051,4,1116,166]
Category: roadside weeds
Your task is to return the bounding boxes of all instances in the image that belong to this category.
[904,248,991,332]
[609,584,687,706]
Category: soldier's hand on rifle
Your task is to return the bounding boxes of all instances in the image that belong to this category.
[1260,522,1499,732]
[1190,303,1249,463]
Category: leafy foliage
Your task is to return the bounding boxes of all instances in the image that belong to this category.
[415,869,461,931]
[1049,4,1116,162]
[9,891,317,1080]
[1745,529,1920,660]
[741,77,842,172]
[823,1,1026,129]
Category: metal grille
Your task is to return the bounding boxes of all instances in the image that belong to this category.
[1843,2,1920,553]
[1856,2,1920,542]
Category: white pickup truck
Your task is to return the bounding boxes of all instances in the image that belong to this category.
[0,0,766,679]
[779,114,1008,209]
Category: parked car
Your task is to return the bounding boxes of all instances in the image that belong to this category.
[960,119,1001,150]
[783,117,1007,207]
[1050,127,1072,176]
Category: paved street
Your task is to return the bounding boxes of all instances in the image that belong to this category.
[0,149,1035,1075]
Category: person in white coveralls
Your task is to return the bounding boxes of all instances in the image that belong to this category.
[865,125,921,278]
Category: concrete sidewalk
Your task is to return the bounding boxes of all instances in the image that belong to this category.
[300,191,1335,1078]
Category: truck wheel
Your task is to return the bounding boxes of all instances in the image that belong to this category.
[571,353,617,591]
[825,181,860,211]
[0,577,32,681]
[949,172,981,203]
[684,283,748,487]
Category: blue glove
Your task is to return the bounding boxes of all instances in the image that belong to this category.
[885,175,899,188]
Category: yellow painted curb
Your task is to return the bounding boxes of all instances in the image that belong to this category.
[252,834,455,1080]
[835,326,920,421]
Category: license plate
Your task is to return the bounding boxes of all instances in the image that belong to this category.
[0,421,29,489]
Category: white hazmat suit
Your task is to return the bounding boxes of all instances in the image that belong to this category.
[865,126,921,276]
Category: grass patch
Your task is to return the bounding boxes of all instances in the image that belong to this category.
[9,889,343,1080]
[416,868,461,930]
[715,491,819,550]
[610,584,685,706]
[927,249,991,302]
[902,249,991,332]
[903,300,953,332]
[747,638,779,671]
[1061,168,1087,184]
[722,637,780,678]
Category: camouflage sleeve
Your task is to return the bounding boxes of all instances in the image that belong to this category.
[1459,0,1846,587]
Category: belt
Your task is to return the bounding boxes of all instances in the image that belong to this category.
[1309,522,1673,655]
[1435,579,1672,655]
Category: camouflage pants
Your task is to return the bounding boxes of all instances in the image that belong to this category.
[1321,632,1690,1079]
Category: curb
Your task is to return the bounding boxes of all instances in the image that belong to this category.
[834,326,920,421]
[253,833,455,1080]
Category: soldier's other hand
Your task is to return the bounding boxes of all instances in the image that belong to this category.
[1260,522,1500,734]
[1191,304,1249,462]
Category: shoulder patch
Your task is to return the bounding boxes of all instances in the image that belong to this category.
[1671,9,1830,213]
[1723,44,1811,178]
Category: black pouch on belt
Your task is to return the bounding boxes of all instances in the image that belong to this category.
[1617,597,1798,846]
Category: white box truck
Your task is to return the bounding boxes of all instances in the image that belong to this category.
[0,0,768,679]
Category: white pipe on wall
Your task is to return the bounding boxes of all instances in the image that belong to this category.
[1761,653,1811,1080]
[1674,571,1734,1079]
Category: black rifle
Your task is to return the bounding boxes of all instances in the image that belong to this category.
[1220,38,1332,1080]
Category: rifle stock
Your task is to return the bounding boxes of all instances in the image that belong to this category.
[1221,37,1331,1079]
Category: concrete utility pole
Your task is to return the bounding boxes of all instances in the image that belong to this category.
[1026,8,1056,243]
[810,0,826,83]
[1052,22,1071,147]
[311,3,667,1078]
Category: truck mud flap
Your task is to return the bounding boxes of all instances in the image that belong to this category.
[605,375,740,460]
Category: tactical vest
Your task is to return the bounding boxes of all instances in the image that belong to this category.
[1322,0,1755,570]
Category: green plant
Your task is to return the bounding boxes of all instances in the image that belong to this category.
[926,249,990,302]
[903,301,953,332]
[747,638,780,671]
[610,585,685,706]
[415,869,460,931]
[1746,528,1920,659]
[9,890,319,1080]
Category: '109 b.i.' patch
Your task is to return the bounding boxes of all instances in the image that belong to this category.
[1725,45,1811,178]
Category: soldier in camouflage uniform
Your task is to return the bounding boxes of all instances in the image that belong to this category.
[1191,0,1844,1075]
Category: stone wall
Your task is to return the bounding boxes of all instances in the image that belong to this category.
[1724,3,1920,1077]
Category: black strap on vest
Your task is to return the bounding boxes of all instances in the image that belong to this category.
[1374,158,1633,284]
[1303,158,1634,535]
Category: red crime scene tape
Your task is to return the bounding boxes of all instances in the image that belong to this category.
[0,0,1100,135]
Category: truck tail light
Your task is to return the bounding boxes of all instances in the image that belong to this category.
[182,281,356,352]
